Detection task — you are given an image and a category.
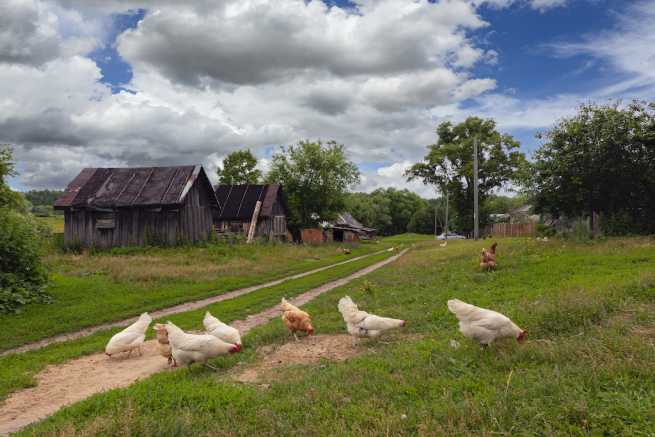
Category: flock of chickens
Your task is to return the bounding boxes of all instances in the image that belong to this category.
[104,242,526,369]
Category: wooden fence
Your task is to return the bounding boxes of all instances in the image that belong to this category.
[485,222,536,237]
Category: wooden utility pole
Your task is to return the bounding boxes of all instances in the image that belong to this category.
[444,190,449,239]
[246,201,262,243]
[473,136,479,240]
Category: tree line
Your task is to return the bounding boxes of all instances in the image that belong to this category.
[218,100,655,237]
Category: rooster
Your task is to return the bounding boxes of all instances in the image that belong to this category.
[280,298,314,341]
[447,299,526,347]
[480,242,498,271]
[203,311,242,351]
[153,323,173,365]
[165,321,239,369]
[105,312,151,357]
[338,296,406,338]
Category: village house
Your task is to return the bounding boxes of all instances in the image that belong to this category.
[213,184,290,241]
[54,165,220,248]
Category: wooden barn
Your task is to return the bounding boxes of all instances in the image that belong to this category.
[54,165,220,248]
[214,184,290,241]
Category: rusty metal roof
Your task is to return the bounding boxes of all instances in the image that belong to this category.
[54,165,219,210]
[214,184,287,220]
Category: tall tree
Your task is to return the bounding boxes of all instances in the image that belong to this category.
[406,117,528,234]
[532,101,655,234]
[216,149,263,185]
[266,140,360,231]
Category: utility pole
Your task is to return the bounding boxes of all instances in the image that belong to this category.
[444,190,449,239]
[473,136,479,240]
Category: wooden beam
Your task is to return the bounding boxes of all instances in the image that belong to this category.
[247,201,262,244]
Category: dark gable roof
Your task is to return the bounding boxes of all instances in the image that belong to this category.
[55,165,220,210]
[214,184,286,220]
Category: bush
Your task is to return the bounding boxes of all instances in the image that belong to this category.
[536,223,556,237]
[0,210,50,313]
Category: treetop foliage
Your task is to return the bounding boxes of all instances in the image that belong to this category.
[216,149,263,185]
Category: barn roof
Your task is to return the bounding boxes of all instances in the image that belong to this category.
[214,184,287,220]
[54,165,220,210]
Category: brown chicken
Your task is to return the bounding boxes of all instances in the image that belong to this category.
[480,242,498,271]
[153,323,173,365]
[280,298,314,340]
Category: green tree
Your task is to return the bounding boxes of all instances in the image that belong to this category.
[266,140,360,232]
[532,101,655,234]
[406,117,528,234]
[0,147,27,212]
[216,149,262,185]
[0,147,49,313]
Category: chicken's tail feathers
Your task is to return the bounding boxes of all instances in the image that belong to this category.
[203,311,219,329]
[490,242,498,253]
[280,297,298,312]
[447,299,473,316]
[337,296,357,314]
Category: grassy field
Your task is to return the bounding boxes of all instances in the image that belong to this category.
[1,241,389,351]
[35,214,64,233]
[0,249,398,402]
[17,237,655,436]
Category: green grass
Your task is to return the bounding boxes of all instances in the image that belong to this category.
[0,249,398,402]
[17,237,655,436]
[35,214,64,233]
[1,241,388,351]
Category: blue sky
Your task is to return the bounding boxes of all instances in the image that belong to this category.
[3,0,654,193]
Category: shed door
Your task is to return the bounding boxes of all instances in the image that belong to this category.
[273,215,286,235]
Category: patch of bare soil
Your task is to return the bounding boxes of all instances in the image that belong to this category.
[233,334,361,383]
[0,341,169,436]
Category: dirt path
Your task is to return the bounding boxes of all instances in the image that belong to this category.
[0,248,407,435]
[1,248,393,358]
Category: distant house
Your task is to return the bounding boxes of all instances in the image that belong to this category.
[54,165,220,248]
[302,212,377,244]
[328,212,377,241]
[214,184,290,241]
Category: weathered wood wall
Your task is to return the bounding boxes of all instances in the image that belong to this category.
[63,178,215,248]
[486,222,536,237]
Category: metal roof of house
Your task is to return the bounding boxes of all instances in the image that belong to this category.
[214,184,287,220]
[331,212,377,233]
[54,165,219,210]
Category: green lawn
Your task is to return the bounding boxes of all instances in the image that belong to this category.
[1,240,388,351]
[0,249,397,402]
[18,237,655,436]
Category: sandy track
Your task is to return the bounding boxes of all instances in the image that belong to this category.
[0,248,406,435]
[1,248,391,358]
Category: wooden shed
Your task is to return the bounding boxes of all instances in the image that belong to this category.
[54,165,220,248]
[214,184,290,241]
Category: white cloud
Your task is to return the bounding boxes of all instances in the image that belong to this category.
[3,0,501,191]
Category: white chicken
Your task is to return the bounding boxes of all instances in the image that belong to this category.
[105,312,152,357]
[447,299,526,347]
[165,321,239,369]
[337,296,406,338]
[203,311,242,350]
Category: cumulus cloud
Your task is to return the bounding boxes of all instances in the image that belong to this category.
[2,0,504,190]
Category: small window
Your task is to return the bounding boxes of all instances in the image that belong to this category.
[96,213,115,229]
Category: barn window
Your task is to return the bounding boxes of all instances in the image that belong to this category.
[96,213,115,229]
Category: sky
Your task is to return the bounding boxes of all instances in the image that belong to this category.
[2,0,654,197]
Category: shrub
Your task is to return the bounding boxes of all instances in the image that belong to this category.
[0,210,50,313]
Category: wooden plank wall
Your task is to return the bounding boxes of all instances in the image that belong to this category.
[64,178,214,248]
[487,222,536,237]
